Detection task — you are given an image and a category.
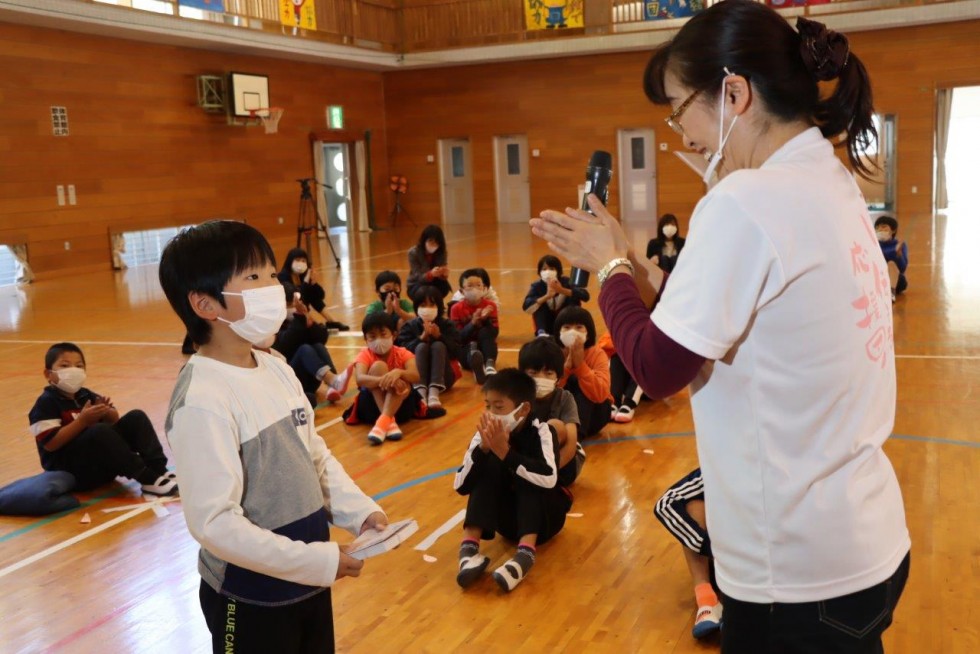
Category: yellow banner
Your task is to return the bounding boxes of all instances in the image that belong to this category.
[524,0,584,31]
[280,0,317,30]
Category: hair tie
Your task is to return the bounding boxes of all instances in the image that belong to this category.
[796,17,850,81]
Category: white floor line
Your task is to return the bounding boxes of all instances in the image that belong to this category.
[0,502,159,580]
[101,497,181,513]
[316,416,344,432]
[414,509,466,552]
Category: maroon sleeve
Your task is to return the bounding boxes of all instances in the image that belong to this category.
[598,272,705,400]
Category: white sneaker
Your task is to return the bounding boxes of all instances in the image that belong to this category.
[141,474,178,496]
[692,603,723,639]
[613,405,635,423]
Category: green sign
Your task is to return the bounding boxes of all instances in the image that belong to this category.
[327,105,344,129]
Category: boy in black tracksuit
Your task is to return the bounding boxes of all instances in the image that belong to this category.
[453,369,572,593]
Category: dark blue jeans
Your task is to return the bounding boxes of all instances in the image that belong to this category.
[289,343,336,405]
[721,553,910,654]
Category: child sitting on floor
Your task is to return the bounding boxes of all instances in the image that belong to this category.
[554,306,612,437]
[450,267,500,384]
[454,369,572,593]
[518,338,585,487]
[344,312,425,445]
[523,255,590,337]
[397,285,461,412]
[366,270,416,332]
[28,342,177,496]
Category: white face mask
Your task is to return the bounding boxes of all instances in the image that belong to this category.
[702,69,740,186]
[560,329,586,348]
[662,224,678,238]
[53,367,86,394]
[464,288,485,304]
[540,270,558,283]
[496,402,527,433]
[219,284,288,348]
[368,338,393,356]
[675,150,719,190]
[876,230,892,242]
[534,377,556,398]
[291,261,308,275]
[425,243,439,254]
[418,307,438,322]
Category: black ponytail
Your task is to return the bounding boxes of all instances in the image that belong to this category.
[643,0,878,178]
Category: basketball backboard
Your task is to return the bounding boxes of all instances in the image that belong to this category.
[227,72,269,118]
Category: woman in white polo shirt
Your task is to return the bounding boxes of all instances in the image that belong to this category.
[531,1,910,651]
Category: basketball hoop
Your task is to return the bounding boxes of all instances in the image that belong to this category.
[249,107,284,134]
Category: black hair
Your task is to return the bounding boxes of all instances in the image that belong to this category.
[652,213,680,244]
[362,311,395,338]
[553,305,597,348]
[518,338,565,376]
[45,342,85,370]
[417,224,447,255]
[375,270,402,292]
[459,267,491,288]
[412,284,445,317]
[874,215,898,233]
[282,281,298,303]
[537,255,563,278]
[159,220,277,346]
[643,0,877,177]
[280,248,309,278]
[482,368,536,408]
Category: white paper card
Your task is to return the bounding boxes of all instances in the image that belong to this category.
[348,519,418,560]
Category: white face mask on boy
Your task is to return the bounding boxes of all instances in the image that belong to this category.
[534,377,557,398]
[53,367,87,394]
[368,338,393,356]
[417,307,438,322]
[219,284,288,347]
[497,402,527,433]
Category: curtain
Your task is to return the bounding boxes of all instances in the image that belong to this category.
[11,244,34,283]
[312,141,328,237]
[355,140,370,233]
[935,88,953,210]
[111,233,128,270]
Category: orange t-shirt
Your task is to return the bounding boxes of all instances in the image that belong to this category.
[354,345,415,371]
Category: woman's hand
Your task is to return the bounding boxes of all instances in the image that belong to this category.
[530,194,630,273]
[359,511,388,535]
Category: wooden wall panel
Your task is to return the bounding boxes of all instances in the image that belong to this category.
[384,19,980,235]
[0,22,390,278]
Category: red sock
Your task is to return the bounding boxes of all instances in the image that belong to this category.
[695,582,718,607]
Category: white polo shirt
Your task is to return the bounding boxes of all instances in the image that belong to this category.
[654,127,910,603]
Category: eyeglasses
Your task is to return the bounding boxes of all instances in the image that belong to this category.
[665,89,701,136]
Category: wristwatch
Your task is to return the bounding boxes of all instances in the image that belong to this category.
[598,257,634,288]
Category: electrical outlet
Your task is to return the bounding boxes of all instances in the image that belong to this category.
[64,241,71,250]
[277,216,284,224]
[57,185,65,206]
[911,186,918,194]
[532,149,540,158]
[659,143,669,152]
[426,155,435,163]
[67,184,76,205]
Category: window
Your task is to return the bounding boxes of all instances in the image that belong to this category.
[631,136,645,170]
[452,146,465,178]
[506,143,521,175]
[119,225,194,268]
[0,245,21,288]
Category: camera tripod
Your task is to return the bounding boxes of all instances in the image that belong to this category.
[388,188,414,228]
[296,178,340,269]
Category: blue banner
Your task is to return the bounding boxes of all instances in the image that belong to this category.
[179,0,225,11]
[644,0,703,20]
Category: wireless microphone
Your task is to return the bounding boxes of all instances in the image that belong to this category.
[569,150,613,288]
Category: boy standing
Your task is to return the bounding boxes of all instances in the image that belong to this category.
[159,221,386,653]
[344,312,426,444]
[454,369,572,592]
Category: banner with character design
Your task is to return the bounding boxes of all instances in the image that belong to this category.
[280,0,317,30]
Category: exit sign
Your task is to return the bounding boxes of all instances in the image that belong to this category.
[327,105,344,129]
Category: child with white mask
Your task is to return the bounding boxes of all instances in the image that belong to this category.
[646,213,687,274]
[277,247,348,331]
[407,224,452,299]
[553,307,613,437]
[454,369,572,593]
[29,342,176,496]
[522,255,590,338]
[450,268,500,383]
[396,285,462,413]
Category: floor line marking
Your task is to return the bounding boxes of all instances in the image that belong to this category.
[316,416,344,433]
[413,508,466,551]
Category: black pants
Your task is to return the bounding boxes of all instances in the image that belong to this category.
[532,305,559,335]
[463,454,570,545]
[564,376,611,437]
[199,581,334,654]
[461,326,499,368]
[609,354,639,408]
[290,343,336,405]
[721,553,910,654]
[415,341,456,390]
[47,410,167,490]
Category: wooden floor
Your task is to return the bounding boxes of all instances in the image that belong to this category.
[0,213,977,654]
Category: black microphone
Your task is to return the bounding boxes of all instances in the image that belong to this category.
[570,150,613,288]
